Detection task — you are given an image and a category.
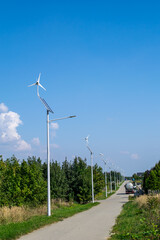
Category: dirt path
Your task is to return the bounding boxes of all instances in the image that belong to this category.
[18,182,128,240]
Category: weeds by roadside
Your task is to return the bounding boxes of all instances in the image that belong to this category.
[0,199,71,224]
[109,194,160,240]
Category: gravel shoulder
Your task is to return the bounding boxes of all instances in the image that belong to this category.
[18,182,128,240]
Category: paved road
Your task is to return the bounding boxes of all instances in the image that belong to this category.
[18,182,128,240]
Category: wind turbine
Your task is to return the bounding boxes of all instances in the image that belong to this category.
[28,73,46,96]
[85,135,89,144]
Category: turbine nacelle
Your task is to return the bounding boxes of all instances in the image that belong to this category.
[28,73,46,96]
[85,135,90,144]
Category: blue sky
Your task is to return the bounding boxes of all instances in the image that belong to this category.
[1,1,160,175]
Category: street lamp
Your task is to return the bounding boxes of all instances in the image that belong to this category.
[49,116,76,122]
[48,115,76,215]
[106,158,112,194]
[28,74,76,216]
[112,162,117,191]
[116,166,120,186]
[85,136,94,203]
[108,164,112,194]
[100,153,107,198]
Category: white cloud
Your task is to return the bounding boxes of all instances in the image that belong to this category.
[0,103,31,152]
[15,140,31,151]
[50,143,59,149]
[0,111,22,142]
[32,137,40,146]
[0,103,8,113]
[50,122,59,130]
[131,153,139,160]
[120,151,140,160]
[120,151,130,155]
[50,122,59,137]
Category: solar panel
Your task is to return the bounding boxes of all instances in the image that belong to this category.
[39,97,54,113]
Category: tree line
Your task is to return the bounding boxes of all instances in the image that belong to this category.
[0,155,122,207]
[143,160,160,193]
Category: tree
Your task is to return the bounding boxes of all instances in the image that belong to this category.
[0,156,22,206]
[93,164,104,195]
[62,158,74,201]
[69,157,91,203]
[26,156,47,206]
[50,160,68,199]
[143,161,160,192]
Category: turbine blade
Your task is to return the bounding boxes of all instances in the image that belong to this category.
[37,73,41,83]
[28,83,36,87]
[39,83,46,91]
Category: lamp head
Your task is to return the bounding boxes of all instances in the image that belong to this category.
[85,135,89,144]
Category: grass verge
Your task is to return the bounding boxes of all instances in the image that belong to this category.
[0,202,99,240]
[95,183,122,201]
[109,195,160,240]
[95,190,115,200]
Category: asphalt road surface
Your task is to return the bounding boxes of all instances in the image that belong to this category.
[18,182,128,240]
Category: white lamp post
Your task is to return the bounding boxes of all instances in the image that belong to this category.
[108,160,112,193]
[28,74,76,216]
[48,115,76,215]
[46,113,76,216]
[85,136,94,203]
[100,153,107,198]
[116,167,119,186]
[106,158,112,194]
[108,165,112,193]
[112,163,116,191]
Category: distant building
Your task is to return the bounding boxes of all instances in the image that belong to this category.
[137,172,144,177]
